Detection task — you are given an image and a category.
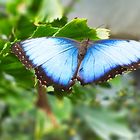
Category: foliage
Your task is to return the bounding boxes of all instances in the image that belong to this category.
[0,0,140,140]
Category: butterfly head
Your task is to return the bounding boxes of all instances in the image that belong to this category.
[81,38,90,46]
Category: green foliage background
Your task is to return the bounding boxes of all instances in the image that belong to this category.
[0,0,140,140]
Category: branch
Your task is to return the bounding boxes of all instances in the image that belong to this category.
[36,82,58,127]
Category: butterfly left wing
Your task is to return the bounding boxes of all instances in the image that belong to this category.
[12,37,79,89]
[77,39,140,84]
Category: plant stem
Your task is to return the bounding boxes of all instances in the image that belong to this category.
[36,82,58,127]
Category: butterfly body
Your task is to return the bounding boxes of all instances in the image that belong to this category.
[12,37,140,90]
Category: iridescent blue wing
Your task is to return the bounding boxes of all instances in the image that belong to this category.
[12,37,79,89]
[78,39,140,84]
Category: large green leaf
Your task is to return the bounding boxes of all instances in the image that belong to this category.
[0,19,13,36]
[54,18,97,40]
[15,16,36,40]
[31,25,59,37]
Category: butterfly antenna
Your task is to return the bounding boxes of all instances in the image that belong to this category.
[95,24,106,29]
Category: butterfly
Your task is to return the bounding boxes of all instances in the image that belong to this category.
[12,37,140,90]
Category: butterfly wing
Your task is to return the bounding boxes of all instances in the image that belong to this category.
[78,39,140,84]
[12,37,79,89]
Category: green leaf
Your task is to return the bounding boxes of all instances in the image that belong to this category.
[77,106,133,140]
[54,18,97,41]
[15,16,36,39]
[31,25,59,37]
[51,16,68,28]
[0,19,13,36]
[36,0,63,23]
[0,53,34,88]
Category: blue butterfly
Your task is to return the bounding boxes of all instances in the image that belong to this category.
[12,37,140,90]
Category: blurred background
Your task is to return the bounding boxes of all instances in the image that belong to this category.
[65,0,140,39]
[1,0,140,140]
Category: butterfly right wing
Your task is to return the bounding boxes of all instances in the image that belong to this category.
[12,37,79,89]
[78,39,140,84]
